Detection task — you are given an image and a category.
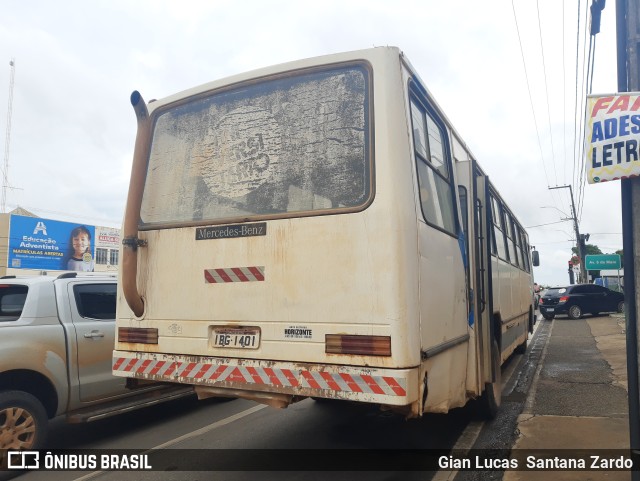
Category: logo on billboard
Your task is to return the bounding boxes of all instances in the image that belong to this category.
[33,221,47,236]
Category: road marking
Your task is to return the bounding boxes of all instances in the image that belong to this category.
[150,403,267,450]
[72,403,268,480]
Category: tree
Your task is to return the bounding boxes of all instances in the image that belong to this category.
[571,244,604,280]
[571,243,603,257]
[570,244,624,280]
[614,249,624,268]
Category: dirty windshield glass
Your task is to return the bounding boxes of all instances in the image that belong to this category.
[141,65,371,226]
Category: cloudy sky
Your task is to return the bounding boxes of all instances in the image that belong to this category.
[0,0,622,286]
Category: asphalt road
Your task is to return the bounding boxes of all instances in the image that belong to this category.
[7,322,548,481]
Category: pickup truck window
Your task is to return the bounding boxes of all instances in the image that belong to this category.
[73,284,116,321]
[0,284,28,321]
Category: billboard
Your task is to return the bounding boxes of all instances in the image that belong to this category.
[95,226,120,250]
[585,92,640,184]
[8,215,97,272]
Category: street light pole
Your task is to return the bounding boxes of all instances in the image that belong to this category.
[617,0,640,472]
[548,185,586,283]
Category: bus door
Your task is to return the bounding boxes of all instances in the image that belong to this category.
[410,93,468,355]
[410,91,469,412]
[473,168,495,385]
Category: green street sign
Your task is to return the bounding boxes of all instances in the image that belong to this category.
[585,254,621,270]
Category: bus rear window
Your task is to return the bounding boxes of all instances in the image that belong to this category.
[0,285,28,321]
[141,65,371,227]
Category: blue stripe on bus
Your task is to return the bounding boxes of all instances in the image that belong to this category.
[458,230,467,270]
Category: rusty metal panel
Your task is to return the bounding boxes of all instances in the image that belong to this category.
[113,350,418,406]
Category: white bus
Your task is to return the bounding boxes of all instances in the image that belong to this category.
[113,47,539,418]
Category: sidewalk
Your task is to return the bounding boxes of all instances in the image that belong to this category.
[504,314,630,481]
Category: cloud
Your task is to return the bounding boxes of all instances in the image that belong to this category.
[0,0,622,285]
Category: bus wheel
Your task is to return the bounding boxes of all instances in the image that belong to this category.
[311,397,340,404]
[515,336,527,354]
[477,340,501,420]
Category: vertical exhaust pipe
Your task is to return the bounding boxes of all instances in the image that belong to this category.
[122,91,150,318]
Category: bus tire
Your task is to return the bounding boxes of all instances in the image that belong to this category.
[515,336,527,354]
[477,340,501,420]
[311,397,340,404]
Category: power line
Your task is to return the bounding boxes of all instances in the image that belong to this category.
[536,0,559,186]
[511,0,552,189]
[563,0,567,185]
[577,1,604,222]
[571,0,582,195]
[577,42,594,221]
[525,219,573,229]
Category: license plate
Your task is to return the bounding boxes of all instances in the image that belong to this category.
[546,308,554,312]
[212,327,260,349]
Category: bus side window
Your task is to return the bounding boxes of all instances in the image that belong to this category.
[458,185,469,257]
[520,229,531,272]
[505,212,520,266]
[490,195,507,259]
[410,96,457,235]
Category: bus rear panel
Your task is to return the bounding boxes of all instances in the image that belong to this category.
[114,47,536,418]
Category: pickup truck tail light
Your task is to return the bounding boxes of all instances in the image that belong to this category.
[118,327,158,344]
[325,334,391,356]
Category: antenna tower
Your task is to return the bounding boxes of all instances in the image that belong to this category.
[2,59,15,214]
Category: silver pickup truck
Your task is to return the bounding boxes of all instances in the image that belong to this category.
[0,273,192,450]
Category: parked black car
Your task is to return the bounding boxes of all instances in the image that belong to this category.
[539,284,624,320]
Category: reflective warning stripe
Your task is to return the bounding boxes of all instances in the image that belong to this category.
[204,266,265,283]
[112,355,407,397]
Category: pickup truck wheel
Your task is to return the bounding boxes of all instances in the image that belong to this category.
[0,390,48,450]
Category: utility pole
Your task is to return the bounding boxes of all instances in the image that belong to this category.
[2,59,15,214]
[617,0,640,475]
[549,184,587,283]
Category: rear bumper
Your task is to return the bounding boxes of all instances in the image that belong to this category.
[540,304,568,316]
[113,350,418,406]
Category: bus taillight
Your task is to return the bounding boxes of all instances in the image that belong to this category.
[118,327,159,344]
[325,335,391,356]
